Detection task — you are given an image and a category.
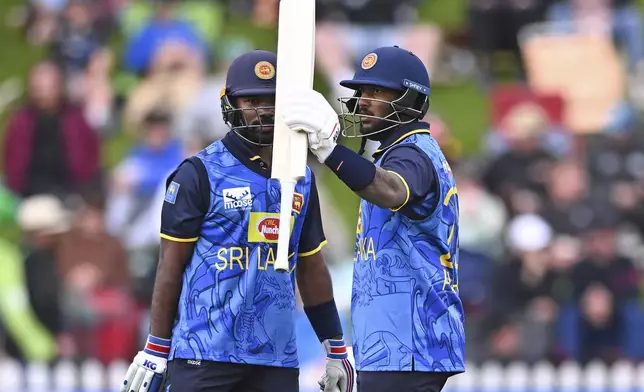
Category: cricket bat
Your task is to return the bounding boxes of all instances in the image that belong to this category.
[271,0,316,272]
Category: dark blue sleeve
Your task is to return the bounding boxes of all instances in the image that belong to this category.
[380,145,437,219]
[160,158,210,242]
[298,172,327,256]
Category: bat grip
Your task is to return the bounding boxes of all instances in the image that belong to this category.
[275,179,296,272]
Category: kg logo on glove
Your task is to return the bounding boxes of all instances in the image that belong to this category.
[121,335,170,392]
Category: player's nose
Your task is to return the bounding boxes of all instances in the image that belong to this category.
[358,96,372,108]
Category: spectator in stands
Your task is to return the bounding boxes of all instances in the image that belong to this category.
[490,214,559,363]
[24,0,65,45]
[455,161,507,259]
[9,195,71,362]
[50,0,109,86]
[58,194,137,362]
[571,211,640,303]
[172,37,254,146]
[122,0,210,76]
[3,60,100,200]
[106,106,183,254]
[540,159,594,235]
[72,47,116,134]
[48,0,116,134]
[482,102,555,216]
[122,38,209,134]
[578,283,622,364]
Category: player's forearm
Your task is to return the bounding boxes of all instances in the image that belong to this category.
[354,166,407,209]
[296,258,334,307]
[324,144,407,209]
[297,254,343,341]
[149,240,193,339]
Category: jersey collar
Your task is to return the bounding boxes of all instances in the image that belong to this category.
[221,132,271,178]
[372,121,431,161]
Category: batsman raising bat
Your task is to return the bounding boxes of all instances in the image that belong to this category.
[281,46,465,392]
[120,50,354,392]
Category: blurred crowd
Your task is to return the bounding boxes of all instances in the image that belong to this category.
[0,0,643,377]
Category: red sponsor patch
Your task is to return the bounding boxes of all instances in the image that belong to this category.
[257,217,280,241]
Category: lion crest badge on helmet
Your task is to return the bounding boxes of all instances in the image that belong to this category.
[254,61,275,80]
[361,53,378,70]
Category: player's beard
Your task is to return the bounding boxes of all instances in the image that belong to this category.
[241,115,275,146]
[358,107,394,141]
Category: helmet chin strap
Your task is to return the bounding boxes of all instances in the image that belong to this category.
[357,137,368,156]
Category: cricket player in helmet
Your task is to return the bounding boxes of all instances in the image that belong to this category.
[281,46,465,392]
[121,50,354,392]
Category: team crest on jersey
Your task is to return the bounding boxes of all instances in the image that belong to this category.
[164,181,180,204]
[255,61,275,80]
[248,212,294,243]
[223,186,253,210]
[361,53,378,70]
[292,192,304,214]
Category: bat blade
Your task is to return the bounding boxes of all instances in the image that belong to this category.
[271,0,316,272]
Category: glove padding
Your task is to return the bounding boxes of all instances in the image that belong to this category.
[121,335,170,392]
[318,338,355,392]
[281,89,340,163]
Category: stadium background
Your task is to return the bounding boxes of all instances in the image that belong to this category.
[2,0,644,390]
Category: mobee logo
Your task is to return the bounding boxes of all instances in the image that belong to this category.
[361,53,378,70]
[248,212,294,243]
[223,186,253,210]
[255,61,275,80]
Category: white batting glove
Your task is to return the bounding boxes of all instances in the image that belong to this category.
[120,335,170,392]
[281,89,340,163]
[318,338,355,392]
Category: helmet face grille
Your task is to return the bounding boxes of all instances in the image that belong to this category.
[221,95,276,146]
[337,90,425,139]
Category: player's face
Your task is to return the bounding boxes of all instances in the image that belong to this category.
[357,86,399,137]
[236,95,275,144]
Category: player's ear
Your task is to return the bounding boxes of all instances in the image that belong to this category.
[393,89,428,120]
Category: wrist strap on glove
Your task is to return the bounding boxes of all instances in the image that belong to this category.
[323,338,348,360]
[144,335,171,358]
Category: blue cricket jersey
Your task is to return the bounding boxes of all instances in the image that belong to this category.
[160,132,327,368]
[351,122,465,373]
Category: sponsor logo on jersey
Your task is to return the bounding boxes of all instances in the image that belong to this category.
[248,212,294,243]
[292,192,304,214]
[223,186,253,210]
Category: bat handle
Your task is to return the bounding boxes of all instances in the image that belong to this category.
[275,179,296,272]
